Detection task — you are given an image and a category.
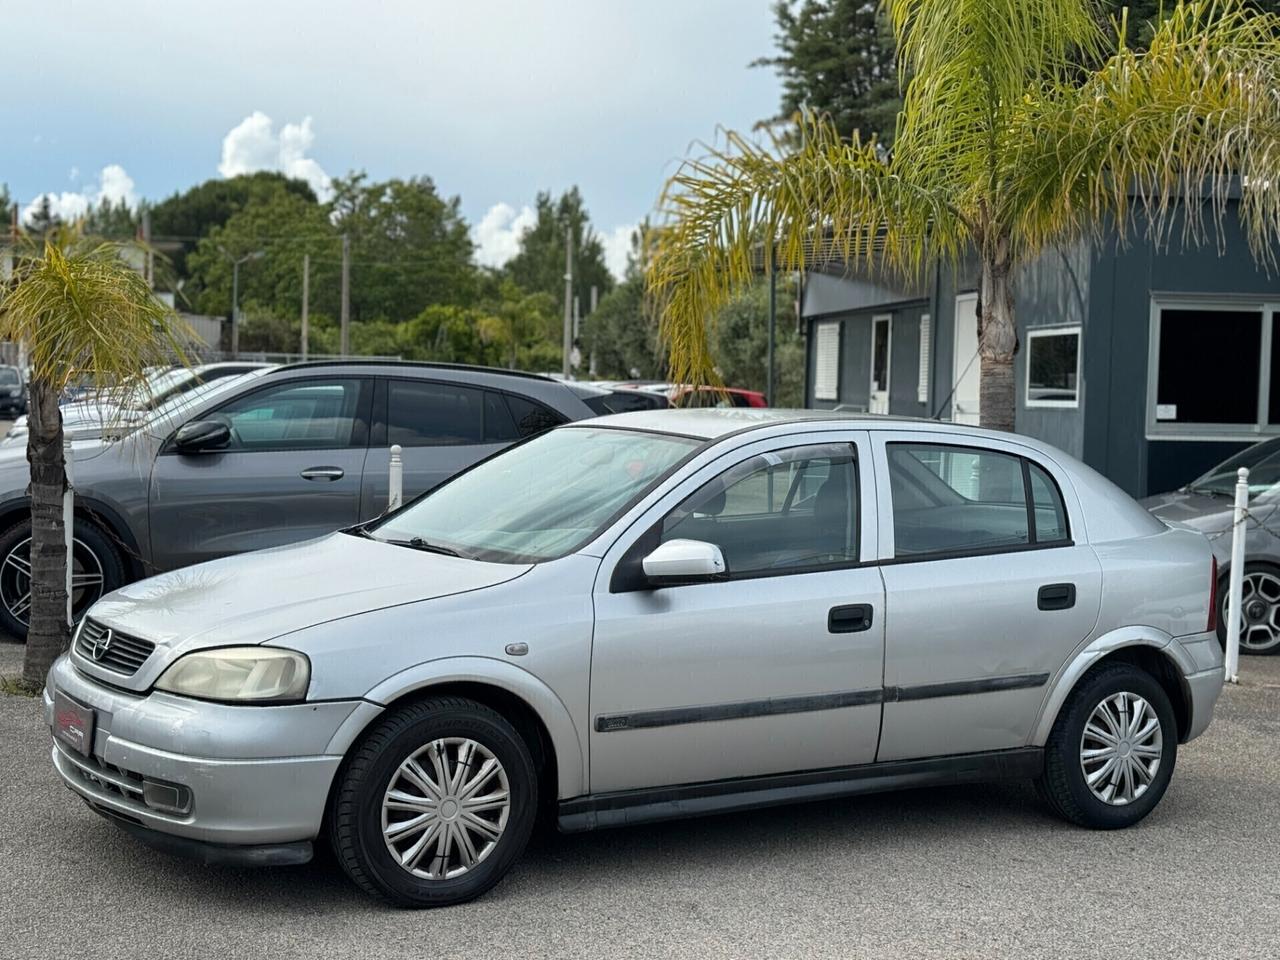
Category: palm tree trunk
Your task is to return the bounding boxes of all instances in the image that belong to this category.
[21,378,70,687]
[978,248,1018,433]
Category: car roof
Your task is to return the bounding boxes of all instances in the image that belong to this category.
[570,408,1049,443]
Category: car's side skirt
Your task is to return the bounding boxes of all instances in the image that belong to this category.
[557,747,1044,833]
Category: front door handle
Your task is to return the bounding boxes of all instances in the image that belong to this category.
[1038,583,1076,611]
[829,604,874,634]
[300,466,345,482]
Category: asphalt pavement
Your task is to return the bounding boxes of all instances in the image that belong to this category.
[1,638,1277,960]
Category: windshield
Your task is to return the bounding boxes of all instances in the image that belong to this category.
[1189,437,1280,497]
[373,427,701,562]
[0,369,20,385]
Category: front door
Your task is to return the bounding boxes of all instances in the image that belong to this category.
[872,433,1102,761]
[870,314,892,414]
[149,377,373,570]
[589,433,884,793]
[952,293,981,424]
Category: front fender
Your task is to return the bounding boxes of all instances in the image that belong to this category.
[1030,625,1189,746]
[324,656,586,799]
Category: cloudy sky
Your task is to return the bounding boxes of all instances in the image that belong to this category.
[2,1,780,278]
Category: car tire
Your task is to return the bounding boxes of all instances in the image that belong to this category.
[1216,561,1280,656]
[330,696,538,908]
[0,517,126,641]
[1037,662,1178,829]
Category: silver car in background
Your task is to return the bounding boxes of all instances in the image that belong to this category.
[45,411,1222,907]
[1144,436,1280,655]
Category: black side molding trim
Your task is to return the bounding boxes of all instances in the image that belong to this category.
[595,688,883,733]
[558,747,1045,832]
[887,672,1050,703]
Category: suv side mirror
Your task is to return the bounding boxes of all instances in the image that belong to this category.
[173,419,231,454]
[641,539,727,586]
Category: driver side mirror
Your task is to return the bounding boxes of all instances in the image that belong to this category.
[173,419,231,454]
[641,539,727,587]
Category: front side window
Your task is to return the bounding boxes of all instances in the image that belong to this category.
[211,379,364,451]
[659,444,858,577]
[888,443,1069,557]
[1025,326,1081,407]
[374,427,699,562]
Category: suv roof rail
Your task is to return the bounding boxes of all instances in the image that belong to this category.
[272,359,558,383]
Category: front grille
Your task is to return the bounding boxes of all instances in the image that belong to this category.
[75,619,155,676]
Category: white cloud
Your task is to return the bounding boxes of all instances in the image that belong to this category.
[218,111,332,200]
[471,202,537,269]
[601,223,637,281]
[20,164,138,225]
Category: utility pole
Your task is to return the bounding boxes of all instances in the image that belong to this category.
[340,232,351,357]
[561,225,573,379]
[231,258,241,358]
[141,210,153,287]
[767,241,777,407]
[301,253,310,361]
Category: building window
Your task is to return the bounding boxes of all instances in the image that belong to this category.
[813,322,841,401]
[1149,303,1272,435]
[1025,326,1081,408]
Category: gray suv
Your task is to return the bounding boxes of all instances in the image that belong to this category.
[0,361,595,637]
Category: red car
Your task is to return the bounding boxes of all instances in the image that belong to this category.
[624,382,769,408]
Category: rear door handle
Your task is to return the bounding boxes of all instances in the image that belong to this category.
[1038,583,1076,611]
[300,466,345,482]
[829,604,874,633]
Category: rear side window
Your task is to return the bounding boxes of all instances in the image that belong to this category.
[387,380,484,446]
[887,443,1069,558]
[503,394,565,438]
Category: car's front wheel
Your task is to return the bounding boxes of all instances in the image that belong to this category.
[0,518,125,640]
[330,696,538,907]
[1037,662,1178,829]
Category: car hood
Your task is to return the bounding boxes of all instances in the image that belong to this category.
[1140,489,1235,531]
[85,532,532,657]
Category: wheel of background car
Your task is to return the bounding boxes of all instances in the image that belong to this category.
[1217,561,1280,655]
[0,518,126,641]
[1036,662,1177,829]
[329,695,538,907]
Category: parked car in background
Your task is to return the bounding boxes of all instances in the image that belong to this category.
[0,365,27,418]
[624,382,768,408]
[0,361,596,637]
[568,382,672,414]
[46,411,1220,906]
[1,362,271,448]
[1143,436,1280,655]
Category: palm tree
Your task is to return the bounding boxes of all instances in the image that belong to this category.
[648,0,1280,430]
[0,232,189,687]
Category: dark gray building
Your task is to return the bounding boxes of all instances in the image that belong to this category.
[802,202,1280,497]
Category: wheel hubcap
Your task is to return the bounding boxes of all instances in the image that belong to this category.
[1080,692,1163,806]
[1226,571,1280,653]
[0,535,105,627]
[381,737,510,880]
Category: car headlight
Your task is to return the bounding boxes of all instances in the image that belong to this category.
[154,647,310,703]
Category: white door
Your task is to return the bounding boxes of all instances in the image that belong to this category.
[952,293,980,424]
[869,315,891,414]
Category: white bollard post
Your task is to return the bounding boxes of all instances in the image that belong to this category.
[63,435,74,628]
[1224,466,1249,684]
[388,444,403,512]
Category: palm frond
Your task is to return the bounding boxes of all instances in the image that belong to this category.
[647,115,958,388]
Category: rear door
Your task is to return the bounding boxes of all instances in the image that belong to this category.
[358,379,567,518]
[149,377,373,570]
[872,431,1102,761]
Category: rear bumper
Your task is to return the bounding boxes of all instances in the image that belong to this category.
[1183,666,1224,743]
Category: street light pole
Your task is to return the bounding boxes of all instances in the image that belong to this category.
[224,249,264,359]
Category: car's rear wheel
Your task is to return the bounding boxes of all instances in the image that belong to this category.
[1217,562,1280,655]
[1037,662,1177,829]
[0,518,125,640]
[330,696,538,907]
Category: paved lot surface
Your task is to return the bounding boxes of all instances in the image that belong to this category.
[1,638,1277,960]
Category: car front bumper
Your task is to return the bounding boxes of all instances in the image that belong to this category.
[44,653,367,852]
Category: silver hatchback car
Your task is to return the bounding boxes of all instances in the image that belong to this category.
[45,411,1223,907]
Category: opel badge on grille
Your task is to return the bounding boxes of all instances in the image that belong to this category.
[90,627,113,661]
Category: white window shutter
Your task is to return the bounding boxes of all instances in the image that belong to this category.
[813,322,840,401]
[917,314,932,404]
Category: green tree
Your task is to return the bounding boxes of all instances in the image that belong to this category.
[709,282,805,407]
[24,196,61,239]
[83,198,138,240]
[583,224,664,379]
[503,188,614,321]
[476,277,559,370]
[0,232,188,683]
[652,0,1280,432]
[329,173,478,324]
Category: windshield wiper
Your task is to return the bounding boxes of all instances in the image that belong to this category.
[384,536,473,559]
[1186,484,1229,498]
